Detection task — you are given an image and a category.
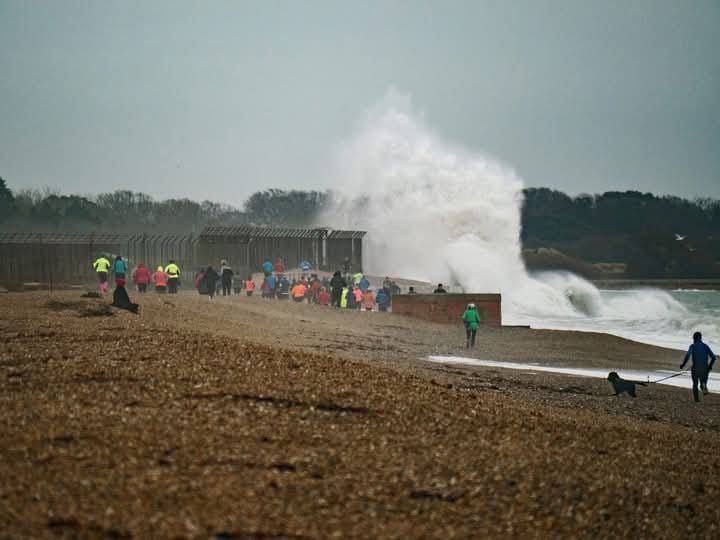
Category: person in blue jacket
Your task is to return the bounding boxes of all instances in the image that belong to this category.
[113,255,128,281]
[375,287,390,312]
[262,259,273,277]
[265,273,277,299]
[359,275,370,293]
[680,331,716,402]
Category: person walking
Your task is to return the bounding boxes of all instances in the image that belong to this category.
[330,271,346,308]
[132,263,151,293]
[352,285,363,310]
[291,280,307,303]
[244,275,256,297]
[276,274,290,300]
[375,287,390,312]
[113,255,128,281]
[680,331,717,402]
[462,303,482,349]
[165,260,181,294]
[201,265,220,300]
[359,275,370,293]
[194,268,207,295]
[152,266,167,293]
[340,286,350,308]
[362,288,375,311]
[92,254,111,295]
[265,273,277,299]
[318,287,330,306]
[220,259,234,296]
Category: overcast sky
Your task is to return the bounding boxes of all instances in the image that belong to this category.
[1,0,718,206]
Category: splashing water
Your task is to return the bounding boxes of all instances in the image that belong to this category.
[322,94,719,350]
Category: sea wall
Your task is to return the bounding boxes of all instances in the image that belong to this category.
[392,293,502,326]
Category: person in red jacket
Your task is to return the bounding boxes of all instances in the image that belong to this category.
[132,263,151,293]
[152,266,168,293]
[274,257,285,275]
[317,287,330,306]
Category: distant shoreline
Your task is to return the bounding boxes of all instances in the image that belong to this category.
[592,278,720,290]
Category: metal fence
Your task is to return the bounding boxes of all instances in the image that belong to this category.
[0,227,366,286]
[0,232,198,285]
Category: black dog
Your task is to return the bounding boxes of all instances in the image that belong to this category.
[112,285,139,314]
[607,371,647,398]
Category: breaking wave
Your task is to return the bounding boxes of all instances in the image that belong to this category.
[321,92,719,350]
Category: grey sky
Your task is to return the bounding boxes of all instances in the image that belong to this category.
[1,0,718,206]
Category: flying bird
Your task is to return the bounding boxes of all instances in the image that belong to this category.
[674,233,686,241]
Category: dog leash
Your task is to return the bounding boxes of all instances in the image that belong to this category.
[649,372,685,384]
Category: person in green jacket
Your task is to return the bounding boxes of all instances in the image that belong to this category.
[462,303,481,348]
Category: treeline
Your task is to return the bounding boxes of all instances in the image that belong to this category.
[522,188,720,278]
[0,179,325,232]
[2,178,719,277]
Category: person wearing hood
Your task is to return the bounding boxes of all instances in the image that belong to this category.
[132,263,151,293]
[112,278,139,313]
[359,275,370,293]
[276,274,290,300]
[375,288,390,312]
[152,266,167,293]
[202,265,220,299]
[113,255,128,280]
[329,271,346,308]
[462,303,482,348]
[262,259,273,277]
[680,331,717,402]
[220,259,234,296]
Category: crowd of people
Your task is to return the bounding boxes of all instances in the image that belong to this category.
[93,254,454,314]
[92,254,182,295]
[191,256,406,312]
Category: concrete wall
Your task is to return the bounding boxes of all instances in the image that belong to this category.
[391,293,502,326]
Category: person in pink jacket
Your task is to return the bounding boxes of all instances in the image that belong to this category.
[352,286,363,310]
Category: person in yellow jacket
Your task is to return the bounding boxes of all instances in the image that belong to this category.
[92,254,111,294]
[340,286,350,308]
[164,260,181,294]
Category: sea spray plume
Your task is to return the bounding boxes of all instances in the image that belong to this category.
[323,93,526,295]
[321,93,691,342]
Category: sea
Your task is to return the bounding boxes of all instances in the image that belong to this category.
[321,92,720,353]
[509,288,720,351]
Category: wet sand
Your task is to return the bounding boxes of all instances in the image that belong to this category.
[1,291,719,538]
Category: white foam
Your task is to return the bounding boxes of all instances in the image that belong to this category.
[321,92,719,350]
[427,356,720,391]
